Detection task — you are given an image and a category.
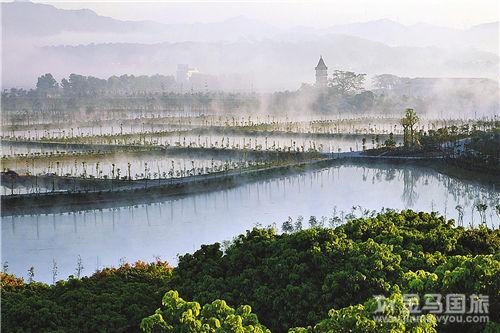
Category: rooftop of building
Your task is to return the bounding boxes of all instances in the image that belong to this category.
[315,56,327,70]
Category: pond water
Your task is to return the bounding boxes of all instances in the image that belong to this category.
[2,162,498,283]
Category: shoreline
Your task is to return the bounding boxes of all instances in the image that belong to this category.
[1,159,331,216]
[1,155,497,216]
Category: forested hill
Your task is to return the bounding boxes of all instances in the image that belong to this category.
[2,210,499,332]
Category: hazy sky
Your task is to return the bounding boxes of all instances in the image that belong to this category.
[34,0,499,29]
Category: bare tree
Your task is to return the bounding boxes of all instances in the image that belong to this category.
[52,259,58,285]
[76,255,84,278]
[27,266,35,283]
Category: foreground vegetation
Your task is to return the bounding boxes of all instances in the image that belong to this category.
[2,210,499,332]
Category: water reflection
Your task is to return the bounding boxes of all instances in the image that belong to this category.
[2,162,498,283]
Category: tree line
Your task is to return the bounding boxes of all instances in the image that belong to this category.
[22,73,177,97]
[2,73,261,119]
[267,71,431,115]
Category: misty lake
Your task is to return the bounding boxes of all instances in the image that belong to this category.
[2,161,498,283]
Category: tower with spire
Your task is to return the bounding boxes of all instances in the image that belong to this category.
[315,56,328,87]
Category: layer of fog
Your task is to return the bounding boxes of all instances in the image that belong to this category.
[3,38,499,91]
[2,1,499,91]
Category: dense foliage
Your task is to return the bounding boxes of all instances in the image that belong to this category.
[419,120,499,149]
[140,290,270,333]
[140,288,437,333]
[419,120,500,173]
[2,210,499,332]
[171,210,499,332]
[289,288,437,333]
[31,73,177,96]
[1,261,172,333]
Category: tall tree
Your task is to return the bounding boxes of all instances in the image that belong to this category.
[372,74,405,90]
[400,108,419,147]
[36,73,58,93]
[328,70,366,96]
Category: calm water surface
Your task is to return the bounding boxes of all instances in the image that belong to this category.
[2,162,498,282]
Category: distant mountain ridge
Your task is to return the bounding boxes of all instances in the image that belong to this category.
[1,1,498,89]
[319,19,498,53]
[1,1,279,43]
[2,1,497,51]
[2,1,165,36]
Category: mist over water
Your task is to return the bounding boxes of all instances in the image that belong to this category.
[3,162,498,283]
[2,1,499,92]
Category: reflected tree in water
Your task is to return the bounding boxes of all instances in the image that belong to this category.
[456,205,464,227]
[401,168,420,208]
